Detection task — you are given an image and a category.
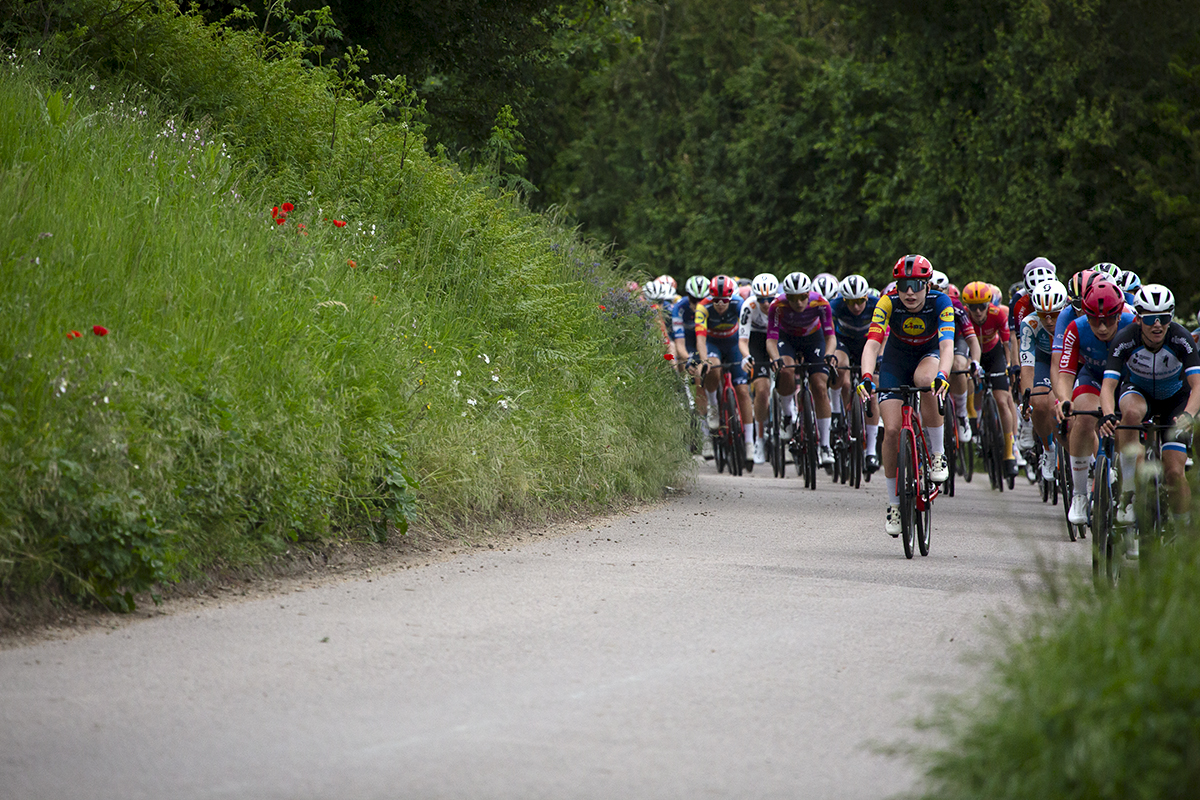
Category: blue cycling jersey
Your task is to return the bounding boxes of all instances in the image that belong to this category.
[830,295,877,344]
[1104,322,1200,399]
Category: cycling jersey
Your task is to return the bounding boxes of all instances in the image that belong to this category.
[1019,315,1054,367]
[969,304,1010,354]
[867,290,955,349]
[830,295,877,356]
[738,294,775,338]
[670,296,701,352]
[766,293,834,341]
[1059,312,1136,386]
[1009,290,1033,335]
[1104,322,1200,400]
[695,295,746,341]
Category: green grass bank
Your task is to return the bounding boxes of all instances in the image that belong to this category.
[0,13,692,610]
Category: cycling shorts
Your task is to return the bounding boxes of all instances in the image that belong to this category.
[1071,365,1104,399]
[878,339,940,403]
[954,336,969,358]
[980,346,1009,392]
[776,330,830,377]
[1118,386,1193,452]
[748,331,772,381]
[836,335,866,366]
[706,338,749,385]
[1031,356,1052,389]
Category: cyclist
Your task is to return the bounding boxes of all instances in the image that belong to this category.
[949,291,982,445]
[672,275,713,434]
[1056,279,1136,525]
[644,277,677,350]
[1099,283,1200,535]
[765,271,838,466]
[1011,261,1057,456]
[813,273,841,302]
[739,272,780,464]
[831,274,882,472]
[962,280,1020,478]
[1019,278,1069,482]
[695,275,756,463]
[857,255,955,537]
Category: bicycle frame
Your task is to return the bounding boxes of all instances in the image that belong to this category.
[893,384,942,559]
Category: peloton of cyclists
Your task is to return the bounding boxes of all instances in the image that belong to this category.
[830,274,882,473]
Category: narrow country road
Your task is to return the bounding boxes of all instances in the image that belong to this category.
[2,457,1086,800]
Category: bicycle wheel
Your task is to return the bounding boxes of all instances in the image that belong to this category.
[982,394,1004,492]
[799,386,818,489]
[1092,451,1119,588]
[769,392,785,478]
[916,432,933,557]
[898,430,917,559]
[1057,441,1077,541]
[849,393,864,489]
[943,410,958,499]
[723,386,743,476]
[961,425,975,482]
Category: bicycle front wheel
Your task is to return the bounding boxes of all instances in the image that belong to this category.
[1092,452,1119,588]
[770,392,785,478]
[849,393,864,489]
[723,386,743,476]
[916,433,933,557]
[898,430,917,559]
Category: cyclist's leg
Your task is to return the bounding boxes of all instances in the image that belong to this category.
[951,348,970,436]
[775,338,800,423]
[982,346,1016,467]
[1068,377,1102,500]
[724,343,756,448]
[913,353,946,471]
[750,332,772,434]
[1161,391,1193,516]
[801,332,833,451]
[1116,388,1147,503]
[1030,360,1057,477]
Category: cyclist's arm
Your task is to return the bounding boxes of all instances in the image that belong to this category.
[967,331,982,364]
[1099,375,1119,419]
[1184,371,1200,418]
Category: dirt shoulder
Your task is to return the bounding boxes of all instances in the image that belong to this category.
[0,497,674,650]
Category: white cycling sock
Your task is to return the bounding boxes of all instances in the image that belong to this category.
[953,392,968,420]
[707,389,718,408]
[866,424,879,453]
[887,476,899,504]
[1072,456,1091,497]
[927,424,944,455]
[1120,450,1136,492]
[817,416,831,447]
[782,394,796,418]
[830,391,844,415]
[744,422,755,445]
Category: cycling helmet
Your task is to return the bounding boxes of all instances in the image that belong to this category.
[839,274,870,301]
[1024,264,1056,294]
[1030,279,1068,314]
[892,254,933,280]
[946,283,961,304]
[1116,270,1141,294]
[961,281,992,305]
[1066,269,1096,306]
[657,274,677,293]
[1007,282,1024,302]
[929,270,949,291]
[1023,256,1057,277]
[989,284,1003,305]
[1082,280,1124,317]
[1134,283,1175,315]
[1091,262,1122,281]
[684,275,710,300]
[780,271,812,296]
[709,274,737,301]
[883,280,897,295]
[812,274,840,299]
[751,272,780,299]
[643,278,668,303]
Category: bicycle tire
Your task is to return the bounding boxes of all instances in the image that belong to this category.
[961,428,974,482]
[800,385,818,489]
[1092,451,1119,588]
[944,409,958,498]
[1057,441,1077,541]
[899,430,917,559]
[849,393,864,489]
[723,386,743,476]
[769,392,785,478]
[916,431,932,557]
[983,393,1004,492]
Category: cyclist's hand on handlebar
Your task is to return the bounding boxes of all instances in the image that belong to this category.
[1098,412,1119,437]
[857,373,876,401]
[771,357,785,373]
[824,354,839,370]
[1055,398,1070,423]
[931,371,950,399]
[741,354,754,373]
[1172,411,1195,441]
[970,360,981,376]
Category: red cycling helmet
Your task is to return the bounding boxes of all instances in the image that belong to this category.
[1081,279,1124,317]
[709,274,737,301]
[893,254,933,280]
[946,283,961,303]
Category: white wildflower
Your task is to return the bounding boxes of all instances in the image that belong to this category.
[467,398,477,406]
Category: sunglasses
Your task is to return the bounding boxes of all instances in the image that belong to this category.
[1086,313,1119,325]
[966,302,990,311]
[1141,313,1172,326]
[712,297,731,304]
[896,279,927,293]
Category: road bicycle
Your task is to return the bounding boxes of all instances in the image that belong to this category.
[767,387,789,478]
[1021,387,1058,505]
[941,369,976,498]
[776,361,825,490]
[703,360,748,476]
[832,364,871,489]
[975,371,1013,492]
[892,384,942,559]
[1056,410,1087,542]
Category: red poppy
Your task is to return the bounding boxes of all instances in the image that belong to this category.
[347,259,357,268]
[275,216,287,225]
[296,223,306,230]
[68,330,82,339]
[599,305,607,310]
[92,325,108,336]
[332,219,347,228]
[281,202,294,213]
[271,206,280,219]
[663,352,674,361]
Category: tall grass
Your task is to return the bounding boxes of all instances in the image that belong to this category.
[0,33,692,608]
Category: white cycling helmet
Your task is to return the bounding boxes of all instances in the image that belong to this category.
[812,273,840,299]
[1023,256,1057,277]
[751,272,779,299]
[1024,264,1056,295]
[1030,279,1068,314]
[657,274,677,293]
[644,277,674,302]
[839,274,871,301]
[684,275,710,300]
[1134,283,1174,315]
[780,271,812,296]
[929,270,949,291]
[1091,262,1122,281]
[1116,270,1141,293]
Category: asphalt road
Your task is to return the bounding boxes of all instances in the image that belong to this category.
[1,456,1087,800]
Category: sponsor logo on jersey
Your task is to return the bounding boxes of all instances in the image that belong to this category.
[902,317,926,337]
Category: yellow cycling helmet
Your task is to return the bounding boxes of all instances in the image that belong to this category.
[961,281,992,305]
